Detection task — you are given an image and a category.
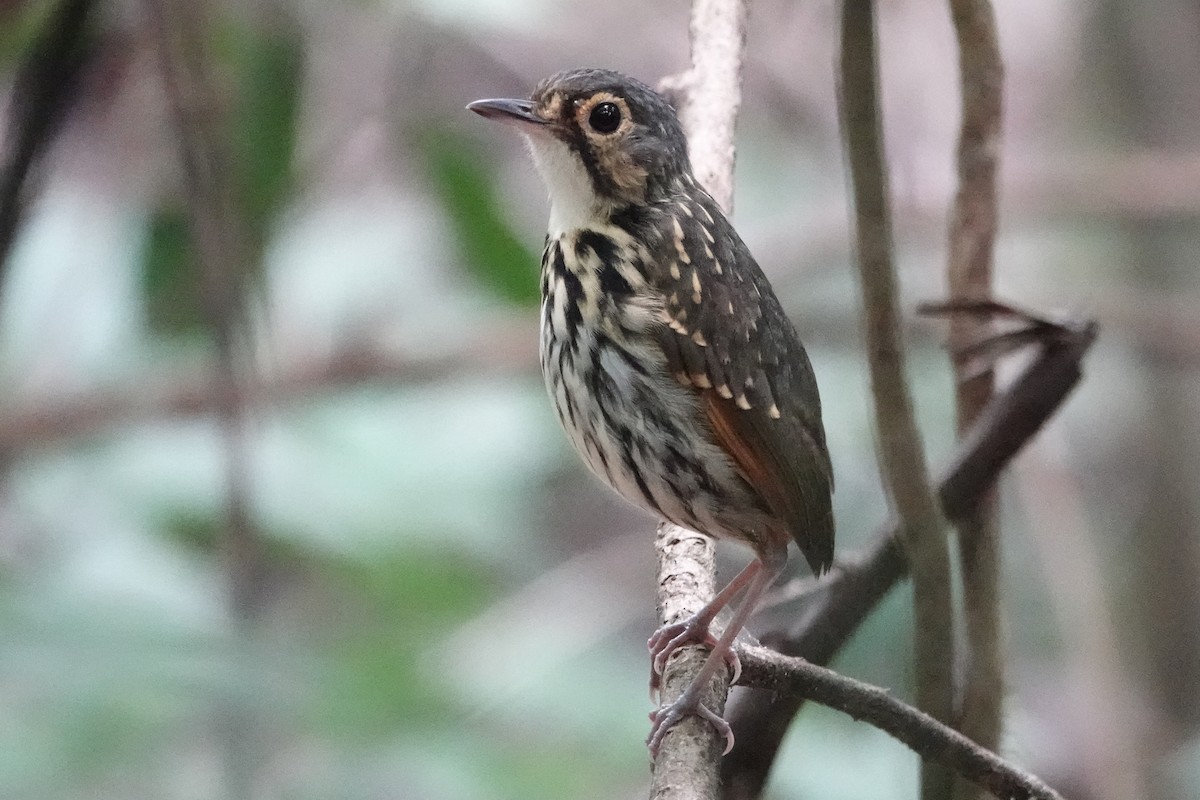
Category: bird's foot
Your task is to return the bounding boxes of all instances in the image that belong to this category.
[648,617,741,698]
[647,689,734,757]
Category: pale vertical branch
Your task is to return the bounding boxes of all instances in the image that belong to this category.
[839,3,955,799]
[650,524,730,800]
[651,1,749,796]
[944,2,1004,797]
[661,0,750,214]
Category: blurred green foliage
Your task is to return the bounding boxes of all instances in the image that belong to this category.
[140,17,303,336]
[422,131,541,306]
[0,0,57,65]
[141,208,203,333]
[224,25,303,246]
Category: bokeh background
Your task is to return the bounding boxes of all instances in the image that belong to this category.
[1,0,1198,798]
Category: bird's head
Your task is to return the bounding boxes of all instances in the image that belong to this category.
[468,68,690,234]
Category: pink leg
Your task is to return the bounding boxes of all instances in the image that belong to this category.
[647,559,762,697]
[647,554,786,757]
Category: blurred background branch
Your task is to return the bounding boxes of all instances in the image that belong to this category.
[839,3,955,798]
[942,5,1004,792]
[144,0,271,794]
[0,0,97,288]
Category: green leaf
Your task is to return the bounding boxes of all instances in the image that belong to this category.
[227,28,304,243]
[422,131,540,306]
[0,0,56,65]
[141,208,205,335]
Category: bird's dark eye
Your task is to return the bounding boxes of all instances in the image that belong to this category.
[588,101,622,133]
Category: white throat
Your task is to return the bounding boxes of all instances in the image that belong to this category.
[524,134,601,236]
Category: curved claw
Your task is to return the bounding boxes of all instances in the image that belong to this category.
[648,621,741,701]
[647,695,735,757]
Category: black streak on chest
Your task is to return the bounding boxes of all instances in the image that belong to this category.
[575,230,633,298]
[548,241,585,343]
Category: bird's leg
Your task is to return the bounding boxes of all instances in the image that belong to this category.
[648,558,761,697]
[647,550,785,756]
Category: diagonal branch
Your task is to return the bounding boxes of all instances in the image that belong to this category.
[839,3,955,798]
[737,646,1065,800]
[720,310,1096,799]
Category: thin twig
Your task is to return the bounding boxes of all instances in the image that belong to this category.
[839,3,955,798]
[720,313,1096,799]
[943,3,1005,792]
[737,646,1065,800]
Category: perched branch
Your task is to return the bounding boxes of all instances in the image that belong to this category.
[943,2,1005,793]
[651,1,749,796]
[839,3,955,798]
[737,646,1065,800]
[720,310,1096,798]
[651,525,731,800]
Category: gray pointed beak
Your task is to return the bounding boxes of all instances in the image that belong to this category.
[466,98,548,130]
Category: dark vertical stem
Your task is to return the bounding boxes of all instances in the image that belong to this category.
[944,3,1004,797]
[143,0,263,624]
[144,1,264,797]
[839,2,955,799]
[0,0,97,293]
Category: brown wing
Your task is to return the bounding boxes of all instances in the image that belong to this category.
[644,191,835,573]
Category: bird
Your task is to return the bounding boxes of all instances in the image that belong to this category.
[468,68,834,757]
